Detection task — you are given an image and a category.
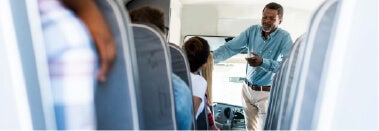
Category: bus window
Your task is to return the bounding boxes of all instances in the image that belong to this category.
[184,35,245,106]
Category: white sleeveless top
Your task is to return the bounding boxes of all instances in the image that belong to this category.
[190,73,207,119]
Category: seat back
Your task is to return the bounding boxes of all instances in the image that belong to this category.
[168,43,196,129]
[132,23,177,130]
[196,107,210,130]
[291,0,339,129]
[169,43,192,87]
[265,34,306,130]
[265,0,340,129]
[0,0,55,129]
[296,0,378,129]
[94,0,139,130]
[265,0,338,130]
[267,0,377,130]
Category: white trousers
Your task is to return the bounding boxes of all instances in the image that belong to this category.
[241,83,270,130]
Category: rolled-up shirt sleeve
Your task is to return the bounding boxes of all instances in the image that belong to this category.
[213,27,253,63]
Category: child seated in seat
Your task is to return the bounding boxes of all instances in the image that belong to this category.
[129,6,193,130]
[182,37,209,121]
[184,37,219,130]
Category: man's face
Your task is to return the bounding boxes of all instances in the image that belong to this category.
[261,8,282,33]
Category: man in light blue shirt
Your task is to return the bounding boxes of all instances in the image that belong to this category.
[213,2,293,130]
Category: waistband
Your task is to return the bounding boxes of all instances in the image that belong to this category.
[245,80,270,92]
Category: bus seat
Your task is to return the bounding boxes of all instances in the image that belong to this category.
[196,102,210,130]
[290,0,339,129]
[265,0,339,129]
[169,43,192,87]
[168,43,196,129]
[93,0,139,130]
[0,0,55,130]
[265,34,306,130]
[132,23,177,130]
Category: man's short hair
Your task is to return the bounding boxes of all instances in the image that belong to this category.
[129,6,165,32]
[263,2,284,19]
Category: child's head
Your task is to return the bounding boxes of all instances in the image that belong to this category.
[129,6,165,33]
[183,37,210,72]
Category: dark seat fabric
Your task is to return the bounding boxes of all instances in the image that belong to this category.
[196,108,209,130]
[168,43,197,129]
[132,23,177,130]
[94,0,139,130]
[169,43,192,87]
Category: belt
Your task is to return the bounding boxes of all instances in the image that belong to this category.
[245,80,271,92]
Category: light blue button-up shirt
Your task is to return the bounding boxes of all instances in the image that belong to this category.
[213,25,293,86]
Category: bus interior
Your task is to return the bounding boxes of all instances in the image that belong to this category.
[0,0,377,130]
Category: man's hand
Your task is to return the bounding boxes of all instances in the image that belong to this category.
[245,52,263,67]
[62,0,116,82]
[96,38,116,82]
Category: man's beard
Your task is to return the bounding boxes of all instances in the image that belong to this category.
[262,24,275,33]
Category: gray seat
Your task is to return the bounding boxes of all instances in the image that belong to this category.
[0,0,55,130]
[265,0,378,129]
[169,43,192,87]
[94,0,139,130]
[265,0,339,129]
[196,107,210,130]
[168,43,197,129]
[292,0,377,129]
[132,23,177,130]
[290,0,338,129]
[265,34,305,130]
